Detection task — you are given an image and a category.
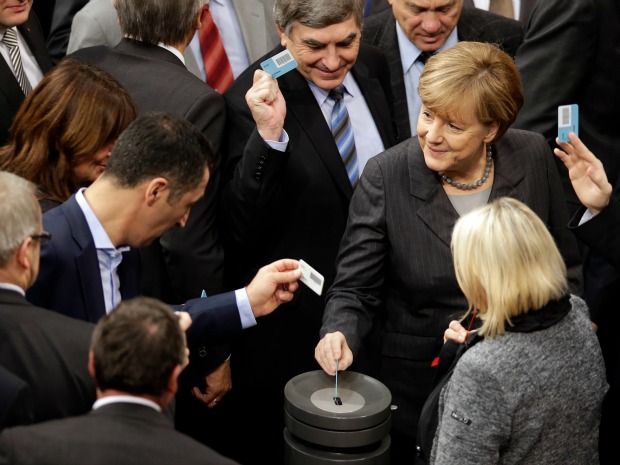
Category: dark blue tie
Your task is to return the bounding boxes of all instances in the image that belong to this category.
[329,85,358,186]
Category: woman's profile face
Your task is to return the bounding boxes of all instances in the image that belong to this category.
[71,141,115,184]
[416,104,498,180]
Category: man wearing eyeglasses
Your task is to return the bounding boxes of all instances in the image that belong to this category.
[0,170,97,425]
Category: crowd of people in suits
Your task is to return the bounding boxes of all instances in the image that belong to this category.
[1,0,619,464]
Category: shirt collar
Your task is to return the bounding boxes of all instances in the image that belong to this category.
[75,189,128,252]
[0,282,26,296]
[396,21,459,73]
[307,72,356,106]
[93,395,162,412]
[157,42,185,64]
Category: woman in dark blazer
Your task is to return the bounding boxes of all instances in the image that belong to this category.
[315,42,583,464]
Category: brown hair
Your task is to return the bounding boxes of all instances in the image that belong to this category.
[0,59,137,204]
[418,41,523,142]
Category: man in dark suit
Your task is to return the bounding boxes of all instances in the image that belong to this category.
[66,0,232,430]
[514,5,620,461]
[362,0,523,140]
[218,0,397,462]
[68,0,226,305]
[0,2,53,144]
[554,132,620,465]
[0,296,241,465]
[24,113,301,453]
[26,113,301,346]
[0,171,96,425]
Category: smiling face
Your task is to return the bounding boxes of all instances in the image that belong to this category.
[278,16,361,90]
[416,104,498,182]
[389,0,461,52]
[71,141,115,185]
[0,0,31,27]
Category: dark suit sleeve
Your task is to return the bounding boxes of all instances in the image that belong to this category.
[537,136,584,296]
[220,79,292,253]
[321,157,388,355]
[570,202,620,271]
[514,1,596,148]
[180,291,242,347]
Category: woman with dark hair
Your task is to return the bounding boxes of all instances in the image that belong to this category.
[0,59,137,212]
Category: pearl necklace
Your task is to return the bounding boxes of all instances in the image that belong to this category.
[438,145,493,190]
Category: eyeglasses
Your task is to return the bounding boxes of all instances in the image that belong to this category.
[30,231,52,246]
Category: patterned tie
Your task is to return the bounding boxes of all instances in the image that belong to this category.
[199,4,234,93]
[1,28,32,96]
[329,85,358,186]
[489,0,514,19]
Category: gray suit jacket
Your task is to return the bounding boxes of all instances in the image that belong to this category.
[0,402,240,465]
[320,129,583,453]
[67,0,278,78]
[362,7,524,140]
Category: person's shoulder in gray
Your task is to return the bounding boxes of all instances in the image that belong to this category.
[431,198,607,465]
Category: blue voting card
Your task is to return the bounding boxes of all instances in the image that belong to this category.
[558,104,579,143]
[260,49,298,78]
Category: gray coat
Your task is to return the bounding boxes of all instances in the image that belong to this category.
[432,295,608,465]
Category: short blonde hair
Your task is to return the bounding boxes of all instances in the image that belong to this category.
[451,197,568,338]
[418,41,523,142]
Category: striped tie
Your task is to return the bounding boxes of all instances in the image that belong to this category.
[199,4,234,93]
[329,85,358,186]
[2,28,32,96]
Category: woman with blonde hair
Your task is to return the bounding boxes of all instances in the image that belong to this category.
[0,59,136,212]
[430,197,607,465]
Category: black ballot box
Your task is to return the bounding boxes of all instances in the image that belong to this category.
[284,370,393,464]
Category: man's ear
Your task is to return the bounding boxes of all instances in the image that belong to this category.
[88,351,96,379]
[145,178,169,206]
[167,364,183,396]
[277,25,287,47]
[15,238,33,270]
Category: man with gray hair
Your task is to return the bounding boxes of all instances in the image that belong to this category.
[0,171,96,425]
[0,297,241,465]
[218,0,397,462]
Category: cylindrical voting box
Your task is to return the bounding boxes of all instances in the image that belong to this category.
[284,370,392,465]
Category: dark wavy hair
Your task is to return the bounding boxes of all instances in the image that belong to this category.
[0,59,137,204]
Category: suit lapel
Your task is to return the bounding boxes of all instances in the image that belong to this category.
[488,140,526,201]
[278,67,354,200]
[0,58,24,107]
[407,142,459,247]
[61,197,107,322]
